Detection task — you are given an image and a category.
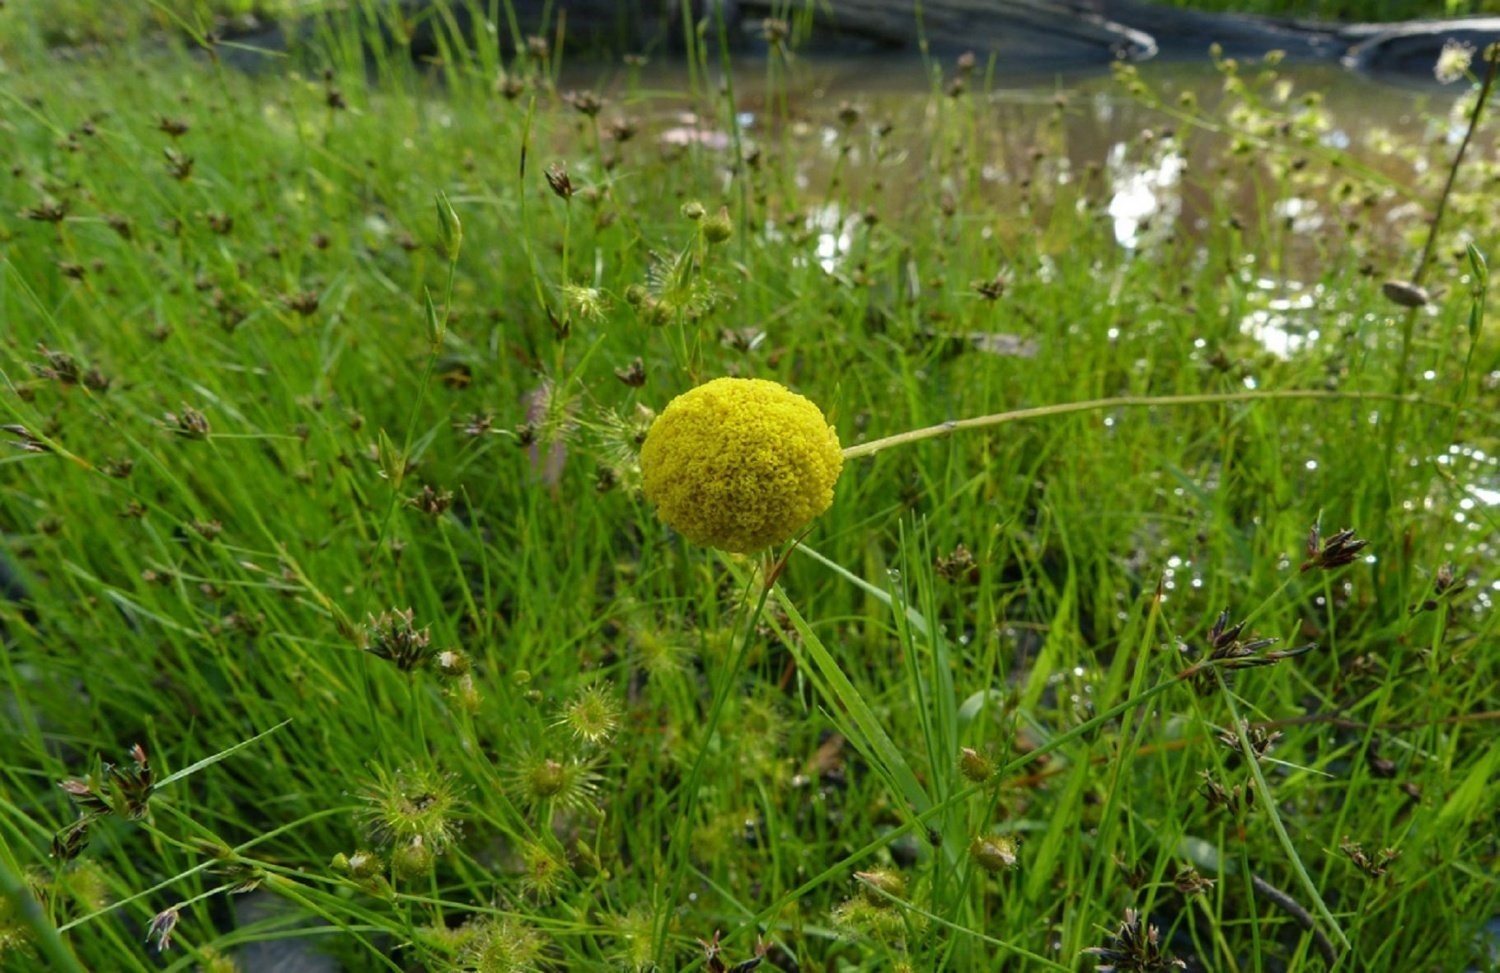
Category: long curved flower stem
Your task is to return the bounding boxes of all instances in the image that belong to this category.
[840,389,1458,461]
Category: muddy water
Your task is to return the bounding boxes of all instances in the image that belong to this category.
[630,57,1482,253]
[616,55,1500,544]
[621,56,1490,345]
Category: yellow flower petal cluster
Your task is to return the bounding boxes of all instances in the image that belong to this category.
[640,377,843,553]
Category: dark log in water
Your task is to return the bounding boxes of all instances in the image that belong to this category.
[217,0,1500,79]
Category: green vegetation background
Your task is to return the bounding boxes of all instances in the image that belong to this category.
[1,1,1497,972]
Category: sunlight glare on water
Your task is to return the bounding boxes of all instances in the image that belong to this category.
[1106,142,1185,249]
[1239,279,1320,358]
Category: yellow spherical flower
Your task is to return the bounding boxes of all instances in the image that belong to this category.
[641,377,842,553]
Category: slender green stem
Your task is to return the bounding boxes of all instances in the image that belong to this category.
[740,672,1187,941]
[841,389,1455,461]
[1221,675,1351,955]
[1411,51,1498,290]
[653,560,776,964]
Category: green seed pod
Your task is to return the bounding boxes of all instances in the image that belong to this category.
[392,838,434,880]
[703,206,733,244]
[968,835,1018,872]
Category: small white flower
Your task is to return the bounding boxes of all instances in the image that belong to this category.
[1434,40,1475,85]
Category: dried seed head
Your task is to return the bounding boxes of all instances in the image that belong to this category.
[146,907,180,953]
[614,356,647,387]
[1198,769,1254,815]
[1302,523,1369,571]
[284,290,320,316]
[545,162,573,200]
[1381,279,1429,308]
[1364,741,1397,778]
[21,197,69,222]
[608,116,638,142]
[406,484,454,517]
[31,344,82,385]
[456,412,494,438]
[498,74,526,100]
[164,405,211,439]
[1340,836,1400,879]
[1083,908,1186,971]
[1172,867,1214,895]
[163,147,194,180]
[972,274,1008,301]
[1178,608,1315,694]
[51,816,94,861]
[362,608,435,672]
[1215,719,1280,763]
[936,543,980,583]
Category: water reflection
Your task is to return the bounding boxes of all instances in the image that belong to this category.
[1106,142,1184,249]
[625,58,1490,360]
[1437,444,1500,523]
[1239,279,1321,358]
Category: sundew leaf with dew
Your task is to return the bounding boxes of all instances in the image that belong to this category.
[0,854,86,973]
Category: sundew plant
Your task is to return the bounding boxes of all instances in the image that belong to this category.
[1,4,1498,972]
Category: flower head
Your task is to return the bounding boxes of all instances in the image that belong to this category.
[1434,40,1474,84]
[640,378,842,553]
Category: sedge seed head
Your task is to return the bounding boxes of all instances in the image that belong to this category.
[640,377,843,553]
